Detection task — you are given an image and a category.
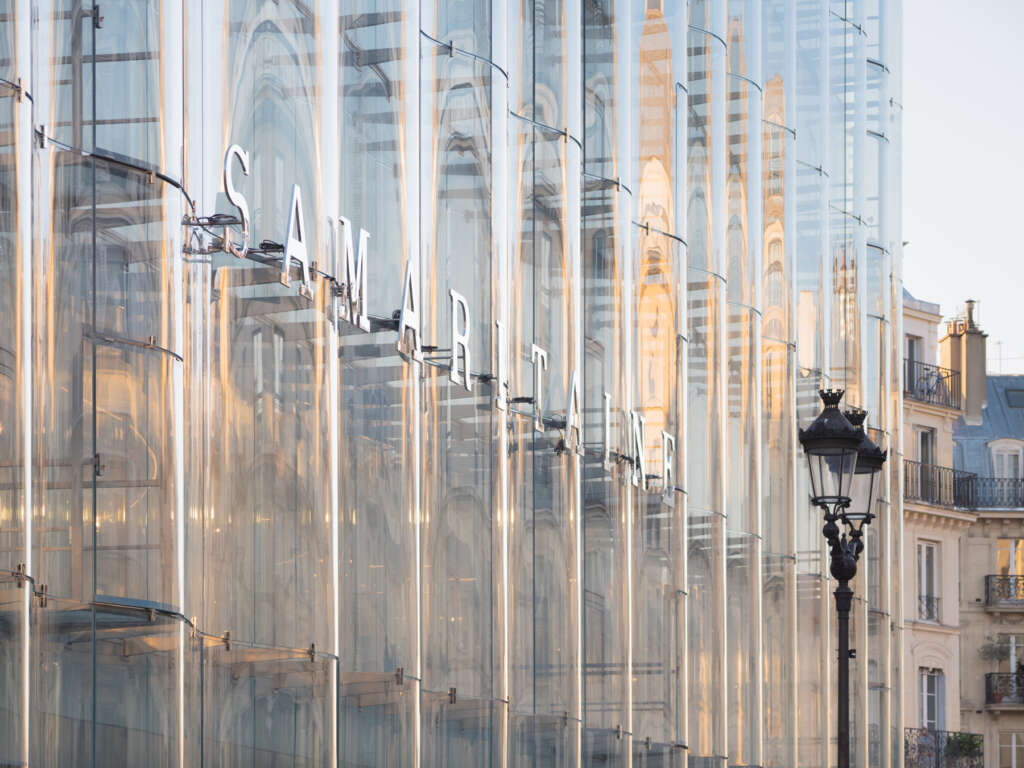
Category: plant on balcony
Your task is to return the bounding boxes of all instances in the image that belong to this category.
[944,732,983,759]
[979,635,1012,662]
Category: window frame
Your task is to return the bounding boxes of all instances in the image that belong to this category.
[919,667,944,730]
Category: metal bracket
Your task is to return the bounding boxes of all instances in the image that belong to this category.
[92,5,104,28]
[308,644,316,662]
[14,563,27,588]
[448,687,456,704]
[15,77,25,102]
[93,453,105,477]
[394,667,404,686]
[36,584,48,608]
[615,724,622,740]
[222,630,231,651]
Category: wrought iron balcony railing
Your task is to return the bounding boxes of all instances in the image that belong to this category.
[905,727,983,768]
[974,477,1024,508]
[904,460,977,508]
[985,575,1024,606]
[905,359,961,410]
[986,673,1024,706]
[918,594,941,622]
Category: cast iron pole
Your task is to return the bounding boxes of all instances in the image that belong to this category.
[835,580,853,768]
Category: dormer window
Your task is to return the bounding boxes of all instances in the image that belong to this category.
[991,440,1024,479]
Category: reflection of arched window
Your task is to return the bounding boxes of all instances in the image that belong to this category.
[765,253,784,309]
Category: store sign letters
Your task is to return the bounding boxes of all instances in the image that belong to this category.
[221,145,674,496]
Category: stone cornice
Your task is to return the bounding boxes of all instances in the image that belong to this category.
[904,500,979,530]
[903,399,962,421]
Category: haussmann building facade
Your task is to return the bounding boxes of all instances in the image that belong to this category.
[0,0,905,766]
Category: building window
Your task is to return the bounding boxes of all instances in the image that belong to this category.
[1001,732,1024,768]
[906,334,922,364]
[918,541,939,621]
[993,444,1023,479]
[997,635,1024,673]
[919,668,944,730]
[918,428,935,465]
[998,539,1024,576]
[916,428,937,500]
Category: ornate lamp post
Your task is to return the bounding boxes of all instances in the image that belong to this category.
[799,389,887,768]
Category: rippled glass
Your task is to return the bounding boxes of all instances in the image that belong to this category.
[340,0,413,293]
[581,177,628,753]
[0,88,21,571]
[0,571,25,763]
[0,1,15,85]
[508,121,579,761]
[633,230,684,754]
[420,40,500,763]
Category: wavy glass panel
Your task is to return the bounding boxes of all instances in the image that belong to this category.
[34,152,183,606]
[340,0,413,295]
[419,41,499,764]
[205,263,334,652]
[632,230,684,754]
[425,0,491,59]
[581,178,628,751]
[198,635,333,766]
[583,0,618,181]
[0,89,21,571]
[0,0,15,84]
[219,0,321,258]
[0,572,26,764]
[32,603,194,766]
[508,119,579,766]
[92,0,166,170]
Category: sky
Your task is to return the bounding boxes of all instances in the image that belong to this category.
[902,0,1024,374]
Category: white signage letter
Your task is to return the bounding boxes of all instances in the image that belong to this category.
[630,410,648,490]
[449,290,472,391]
[282,184,312,297]
[565,369,582,452]
[662,431,676,505]
[398,257,423,362]
[531,344,548,432]
[495,320,509,411]
[339,216,371,331]
[223,144,250,259]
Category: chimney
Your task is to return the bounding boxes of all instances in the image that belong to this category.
[940,299,987,425]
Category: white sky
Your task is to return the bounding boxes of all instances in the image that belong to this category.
[902,0,1024,373]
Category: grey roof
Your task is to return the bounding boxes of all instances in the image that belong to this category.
[902,286,942,317]
[954,375,1024,474]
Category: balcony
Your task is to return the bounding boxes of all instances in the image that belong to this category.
[905,728,984,768]
[905,359,961,410]
[974,477,1024,508]
[905,728,983,768]
[918,594,941,622]
[986,673,1024,708]
[985,575,1024,609]
[904,460,977,508]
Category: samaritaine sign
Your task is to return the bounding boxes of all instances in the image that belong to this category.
[218,145,675,499]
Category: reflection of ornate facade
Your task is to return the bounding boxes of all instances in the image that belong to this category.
[0,1,902,767]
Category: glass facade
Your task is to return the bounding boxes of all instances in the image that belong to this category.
[0,0,902,766]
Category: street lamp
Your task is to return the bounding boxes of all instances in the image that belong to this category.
[799,389,886,768]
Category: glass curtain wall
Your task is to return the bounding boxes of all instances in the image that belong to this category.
[0,0,903,766]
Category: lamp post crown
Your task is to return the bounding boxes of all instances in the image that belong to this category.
[844,407,887,473]
[798,389,862,452]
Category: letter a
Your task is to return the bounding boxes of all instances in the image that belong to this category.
[282,184,313,298]
[397,257,423,362]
